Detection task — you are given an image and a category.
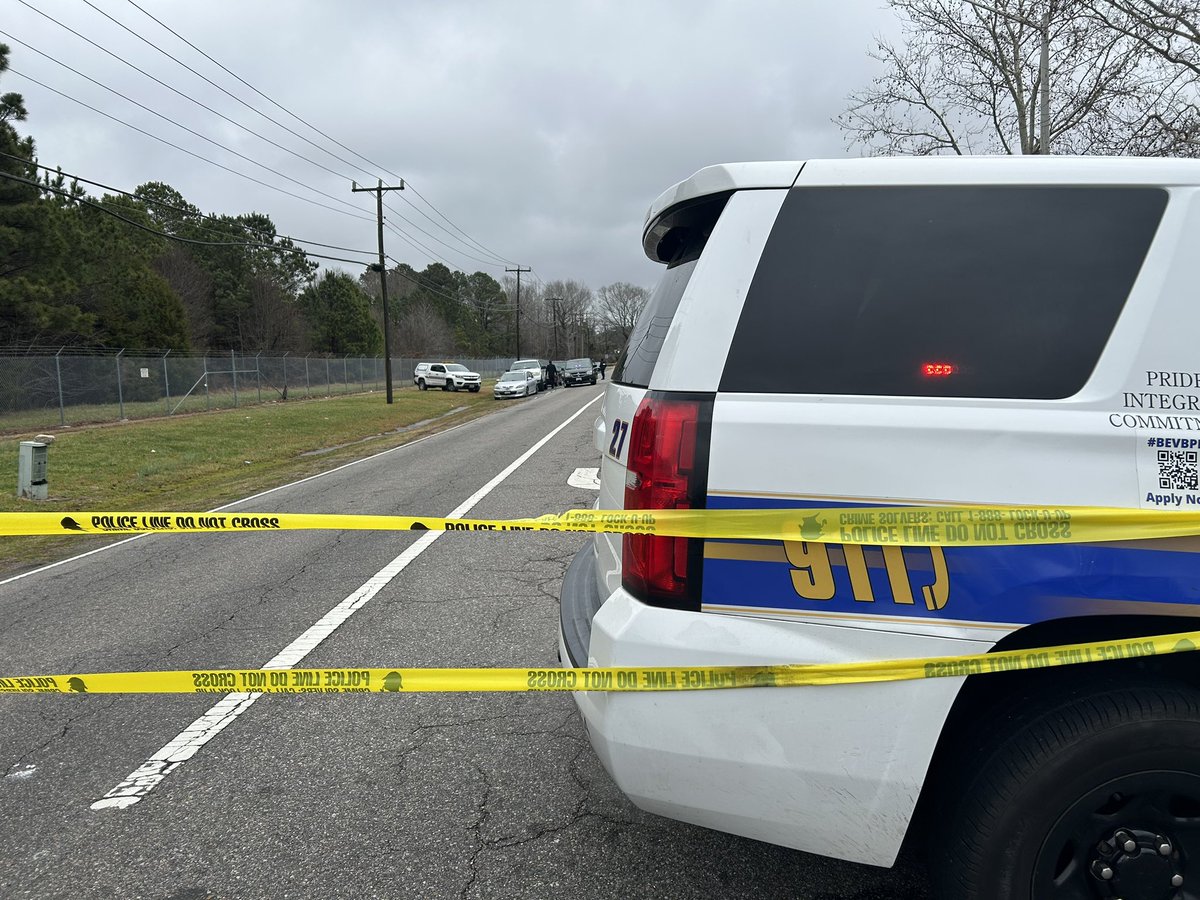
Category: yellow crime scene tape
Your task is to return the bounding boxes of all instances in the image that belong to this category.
[2,630,1198,695]
[4,507,1199,698]
[5,504,1200,545]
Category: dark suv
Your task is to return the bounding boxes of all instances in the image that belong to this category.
[558,358,596,386]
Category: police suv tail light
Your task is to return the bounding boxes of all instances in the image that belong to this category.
[622,392,712,610]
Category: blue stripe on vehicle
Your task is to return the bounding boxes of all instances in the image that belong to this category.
[702,495,1200,625]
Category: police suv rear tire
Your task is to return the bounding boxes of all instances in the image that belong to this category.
[932,681,1200,900]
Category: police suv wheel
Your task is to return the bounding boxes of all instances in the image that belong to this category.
[469,386,479,393]
[933,681,1200,900]
[417,379,426,391]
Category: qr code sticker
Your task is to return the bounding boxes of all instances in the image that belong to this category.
[1158,449,1199,490]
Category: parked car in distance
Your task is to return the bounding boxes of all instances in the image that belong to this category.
[413,362,481,392]
[558,358,597,386]
[509,358,548,390]
[493,369,537,399]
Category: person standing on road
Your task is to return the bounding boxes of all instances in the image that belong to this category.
[599,359,606,380]
[546,360,557,389]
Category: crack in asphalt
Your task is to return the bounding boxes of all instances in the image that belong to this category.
[459,765,493,900]
[481,738,634,857]
[155,562,315,660]
[4,698,119,777]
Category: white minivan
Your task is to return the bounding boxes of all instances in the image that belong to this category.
[558,157,1200,900]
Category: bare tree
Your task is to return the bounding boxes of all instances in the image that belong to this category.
[838,0,1200,157]
[542,279,594,359]
[504,275,547,356]
[152,246,213,348]
[596,282,650,345]
[1082,1,1199,73]
[396,301,454,357]
[241,273,304,351]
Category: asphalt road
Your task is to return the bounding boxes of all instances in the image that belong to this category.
[0,383,933,900]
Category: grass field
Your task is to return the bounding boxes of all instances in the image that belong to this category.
[0,381,371,434]
[0,386,498,577]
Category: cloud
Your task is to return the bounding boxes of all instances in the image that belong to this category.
[5,0,892,289]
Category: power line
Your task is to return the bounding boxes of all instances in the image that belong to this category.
[403,182,518,266]
[122,0,401,183]
[76,0,369,184]
[19,0,517,275]
[383,255,467,305]
[383,220,463,272]
[7,21,510,272]
[382,221,513,290]
[15,1,361,186]
[0,150,376,258]
[383,186,516,266]
[0,170,373,265]
[381,201,506,270]
[28,0,517,273]
[117,0,522,270]
[1,30,369,219]
[7,68,372,223]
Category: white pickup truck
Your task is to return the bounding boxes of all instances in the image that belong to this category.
[413,362,481,392]
[509,358,549,391]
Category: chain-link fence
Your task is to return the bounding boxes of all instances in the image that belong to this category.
[0,351,514,433]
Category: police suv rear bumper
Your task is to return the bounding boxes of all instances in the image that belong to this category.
[559,542,604,667]
[557,541,986,867]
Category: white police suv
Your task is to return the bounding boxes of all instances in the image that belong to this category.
[558,157,1200,900]
[413,362,481,392]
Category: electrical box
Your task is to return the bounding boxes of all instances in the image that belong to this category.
[17,441,48,501]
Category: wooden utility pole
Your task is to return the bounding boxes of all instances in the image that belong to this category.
[506,265,531,357]
[1038,9,1051,154]
[352,179,404,403]
[548,297,563,359]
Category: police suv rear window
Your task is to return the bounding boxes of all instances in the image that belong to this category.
[614,191,730,388]
[612,261,697,388]
[720,186,1167,399]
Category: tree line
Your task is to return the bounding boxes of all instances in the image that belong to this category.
[0,44,649,362]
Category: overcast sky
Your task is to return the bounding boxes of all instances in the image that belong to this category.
[3,0,896,292]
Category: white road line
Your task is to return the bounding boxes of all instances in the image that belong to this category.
[0,413,485,589]
[91,394,602,810]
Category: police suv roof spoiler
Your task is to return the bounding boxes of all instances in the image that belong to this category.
[642,162,803,262]
[642,156,1200,263]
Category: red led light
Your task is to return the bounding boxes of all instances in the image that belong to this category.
[922,363,957,377]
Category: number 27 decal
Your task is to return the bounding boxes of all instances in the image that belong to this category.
[608,418,629,459]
